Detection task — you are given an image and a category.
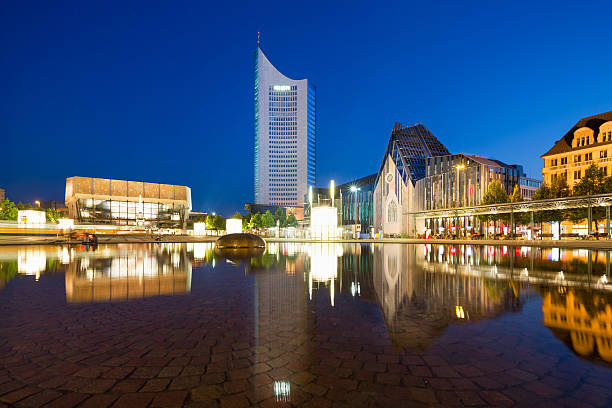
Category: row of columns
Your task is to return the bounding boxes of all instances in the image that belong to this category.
[420,205,612,239]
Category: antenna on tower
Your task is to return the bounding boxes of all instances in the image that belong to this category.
[257,31,260,47]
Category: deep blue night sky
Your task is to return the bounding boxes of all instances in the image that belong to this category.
[2,1,612,215]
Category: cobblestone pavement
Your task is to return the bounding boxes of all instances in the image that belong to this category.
[1,256,612,407]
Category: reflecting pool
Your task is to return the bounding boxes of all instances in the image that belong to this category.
[1,243,612,407]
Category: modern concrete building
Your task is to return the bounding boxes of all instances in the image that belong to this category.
[373,123,450,237]
[0,188,4,201]
[254,42,316,207]
[541,110,612,186]
[65,176,192,228]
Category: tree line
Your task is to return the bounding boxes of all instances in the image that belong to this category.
[481,164,612,231]
[0,199,61,222]
[242,208,298,230]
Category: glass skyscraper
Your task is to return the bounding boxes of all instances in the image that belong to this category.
[254,45,316,206]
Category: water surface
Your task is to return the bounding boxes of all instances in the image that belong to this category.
[1,243,611,407]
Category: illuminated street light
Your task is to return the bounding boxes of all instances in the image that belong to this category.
[35,200,40,207]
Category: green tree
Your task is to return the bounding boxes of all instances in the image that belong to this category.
[285,212,298,227]
[262,210,275,228]
[532,183,551,200]
[274,208,286,227]
[213,214,226,231]
[509,185,523,203]
[480,180,508,232]
[232,211,242,219]
[45,208,60,223]
[482,180,508,205]
[551,176,570,198]
[0,199,18,220]
[573,164,606,196]
[242,212,252,229]
[250,213,263,229]
[205,214,216,231]
[571,165,609,231]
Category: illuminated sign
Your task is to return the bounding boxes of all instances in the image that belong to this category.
[273,85,291,91]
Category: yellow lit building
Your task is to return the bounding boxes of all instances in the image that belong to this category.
[541,110,612,186]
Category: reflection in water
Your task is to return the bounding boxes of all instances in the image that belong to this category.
[65,245,192,303]
[541,287,612,364]
[3,241,612,369]
[373,244,525,352]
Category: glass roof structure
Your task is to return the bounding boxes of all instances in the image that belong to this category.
[377,123,450,186]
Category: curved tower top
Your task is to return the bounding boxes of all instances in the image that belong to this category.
[254,45,316,206]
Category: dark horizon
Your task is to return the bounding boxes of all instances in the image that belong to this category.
[2,1,612,216]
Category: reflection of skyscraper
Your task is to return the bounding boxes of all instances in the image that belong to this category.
[254,43,316,206]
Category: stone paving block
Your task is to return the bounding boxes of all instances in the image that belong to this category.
[150,390,188,408]
[168,375,200,390]
[112,379,145,393]
[409,387,438,404]
[479,390,514,406]
[191,384,223,401]
[219,393,250,408]
[140,378,170,393]
[0,386,40,404]
[102,367,135,380]
[79,394,120,408]
[111,392,154,408]
[15,389,62,407]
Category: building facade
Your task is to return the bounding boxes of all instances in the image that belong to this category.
[0,188,4,201]
[424,154,528,210]
[65,177,192,228]
[254,44,316,207]
[541,110,612,187]
[338,174,376,233]
[519,177,542,200]
[373,123,450,237]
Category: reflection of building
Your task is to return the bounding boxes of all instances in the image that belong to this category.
[65,176,192,228]
[541,110,612,186]
[65,246,191,302]
[373,123,450,237]
[541,288,612,363]
[373,244,522,351]
[254,42,316,206]
[308,244,343,305]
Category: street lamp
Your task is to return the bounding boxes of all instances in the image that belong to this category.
[455,164,466,237]
[35,200,40,207]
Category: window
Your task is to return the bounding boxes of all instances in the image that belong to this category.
[387,201,397,223]
[587,152,593,161]
[605,167,608,176]
[601,150,608,159]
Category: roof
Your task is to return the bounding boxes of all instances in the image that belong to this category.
[338,173,377,190]
[377,123,450,186]
[542,110,612,157]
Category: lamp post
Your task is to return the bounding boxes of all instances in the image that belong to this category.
[349,185,360,239]
[35,200,40,207]
[455,164,465,237]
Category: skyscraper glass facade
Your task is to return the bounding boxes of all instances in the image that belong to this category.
[254,46,316,206]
